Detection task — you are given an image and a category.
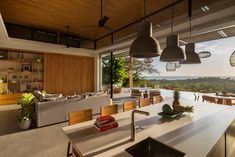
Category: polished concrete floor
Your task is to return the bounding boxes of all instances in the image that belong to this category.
[0,122,68,157]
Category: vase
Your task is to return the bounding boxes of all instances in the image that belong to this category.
[19,119,31,130]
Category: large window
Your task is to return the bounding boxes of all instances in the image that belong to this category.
[99,37,235,96]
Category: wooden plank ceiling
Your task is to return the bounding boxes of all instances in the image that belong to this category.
[0,0,222,41]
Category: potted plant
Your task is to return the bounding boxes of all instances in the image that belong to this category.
[0,75,5,94]
[16,93,35,130]
[34,57,43,80]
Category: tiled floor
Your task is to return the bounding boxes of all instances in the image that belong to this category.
[0,122,68,157]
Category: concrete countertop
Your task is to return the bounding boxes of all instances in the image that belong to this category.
[62,99,235,157]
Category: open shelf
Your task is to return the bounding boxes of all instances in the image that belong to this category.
[0,49,44,94]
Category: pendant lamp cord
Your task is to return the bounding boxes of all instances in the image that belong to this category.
[101,0,103,19]
[171,0,173,35]
[188,0,192,39]
[144,0,146,18]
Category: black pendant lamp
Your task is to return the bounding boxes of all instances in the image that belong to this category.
[160,0,185,62]
[180,0,201,64]
[181,43,201,64]
[129,0,161,58]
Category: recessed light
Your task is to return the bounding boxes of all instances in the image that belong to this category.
[217,30,228,38]
[201,5,210,12]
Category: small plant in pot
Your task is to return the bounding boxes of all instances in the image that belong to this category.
[0,78,3,94]
[16,93,35,130]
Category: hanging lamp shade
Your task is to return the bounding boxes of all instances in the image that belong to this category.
[166,62,176,72]
[180,43,201,64]
[230,51,235,67]
[129,20,161,58]
[160,35,185,62]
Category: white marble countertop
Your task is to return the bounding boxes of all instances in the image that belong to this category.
[62,99,235,157]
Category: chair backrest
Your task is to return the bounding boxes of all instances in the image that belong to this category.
[100,104,118,116]
[223,99,232,106]
[202,95,217,103]
[217,98,232,106]
[68,109,92,125]
[217,98,223,104]
[150,90,161,99]
[123,100,136,112]
[131,89,142,98]
[152,96,161,104]
[140,98,151,107]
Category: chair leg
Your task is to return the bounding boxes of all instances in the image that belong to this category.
[67,142,73,157]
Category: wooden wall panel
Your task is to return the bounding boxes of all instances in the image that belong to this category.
[44,53,94,95]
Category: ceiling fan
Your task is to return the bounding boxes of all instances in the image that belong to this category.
[83,0,113,32]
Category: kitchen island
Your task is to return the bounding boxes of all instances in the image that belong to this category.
[62,99,235,157]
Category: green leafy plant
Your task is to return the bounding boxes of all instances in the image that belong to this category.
[16,93,35,124]
[34,57,43,79]
[34,57,42,64]
[102,57,128,85]
[184,105,194,113]
[0,75,4,94]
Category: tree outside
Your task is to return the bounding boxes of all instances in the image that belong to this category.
[102,56,159,87]
[102,57,128,86]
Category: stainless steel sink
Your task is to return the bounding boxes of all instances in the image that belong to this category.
[125,137,185,157]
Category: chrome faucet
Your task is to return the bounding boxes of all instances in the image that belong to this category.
[131,110,150,141]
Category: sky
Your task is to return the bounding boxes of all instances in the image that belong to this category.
[146,36,235,77]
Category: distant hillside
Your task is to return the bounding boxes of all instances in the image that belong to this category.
[140,77,235,93]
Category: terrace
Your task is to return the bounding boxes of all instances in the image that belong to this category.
[0,0,235,157]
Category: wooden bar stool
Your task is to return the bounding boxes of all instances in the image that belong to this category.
[140,98,151,107]
[123,100,136,112]
[152,96,161,104]
[202,95,217,103]
[67,109,92,157]
[217,98,232,106]
[100,104,118,116]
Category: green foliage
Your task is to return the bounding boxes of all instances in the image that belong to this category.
[34,57,43,64]
[0,77,3,94]
[141,77,235,93]
[16,93,35,124]
[128,59,159,86]
[102,57,128,85]
[184,106,194,113]
[0,75,7,94]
